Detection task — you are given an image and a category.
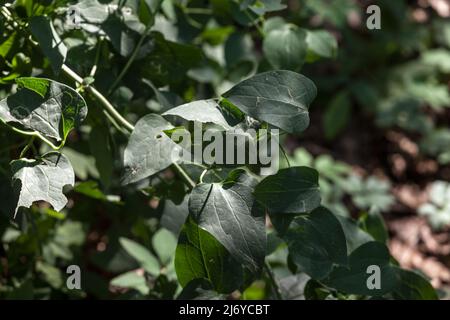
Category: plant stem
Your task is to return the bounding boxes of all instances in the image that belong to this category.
[19,136,35,158]
[199,168,208,184]
[173,163,196,189]
[89,37,103,77]
[280,145,291,167]
[264,262,283,300]
[62,64,135,132]
[1,120,64,150]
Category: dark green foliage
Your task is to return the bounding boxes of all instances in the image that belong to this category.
[0,0,442,300]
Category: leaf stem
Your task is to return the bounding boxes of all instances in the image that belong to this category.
[1,120,64,150]
[280,145,291,167]
[264,262,283,300]
[199,169,208,184]
[19,136,36,158]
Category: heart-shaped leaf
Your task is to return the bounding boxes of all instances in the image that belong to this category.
[284,206,347,279]
[263,24,307,71]
[392,267,438,300]
[222,70,316,134]
[189,169,266,272]
[0,77,87,144]
[324,241,398,296]
[11,152,75,216]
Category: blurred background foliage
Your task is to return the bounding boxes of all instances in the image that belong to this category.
[0,0,449,299]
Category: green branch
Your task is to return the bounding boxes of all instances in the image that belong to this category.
[61,64,135,132]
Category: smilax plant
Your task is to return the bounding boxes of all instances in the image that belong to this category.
[0,0,438,300]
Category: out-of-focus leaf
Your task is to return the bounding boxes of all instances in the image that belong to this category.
[263,24,307,71]
[119,237,160,275]
[323,91,351,140]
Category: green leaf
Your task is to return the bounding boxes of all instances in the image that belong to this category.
[418,181,450,230]
[323,91,351,140]
[305,30,338,62]
[29,16,67,74]
[284,207,347,279]
[343,175,394,212]
[358,209,388,244]
[102,15,138,57]
[263,24,307,71]
[0,77,87,143]
[152,228,177,265]
[255,167,321,214]
[0,32,17,59]
[161,197,189,236]
[175,217,243,293]
[15,77,50,98]
[89,125,113,188]
[335,215,374,254]
[242,0,287,14]
[110,271,149,295]
[142,32,202,86]
[222,70,317,134]
[62,148,98,180]
[74,181,121,203]
[11,152,75,216]
[263,16,286,34]
[324,241,398,296]
[119,237,160,275]
[392,267,438,300]
[36,261,63,289]
[189,169,266,271]
[163,100,231,129]
[122,114,181,185]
